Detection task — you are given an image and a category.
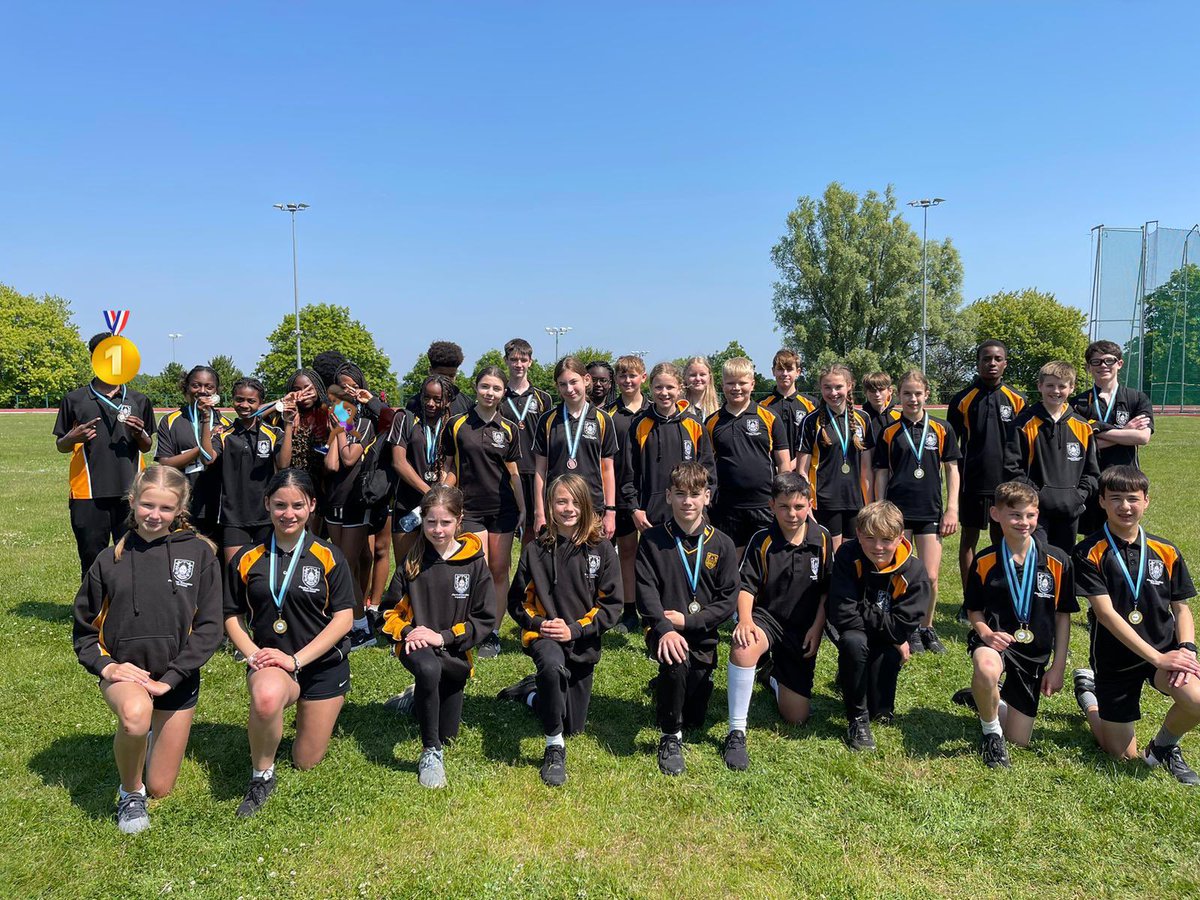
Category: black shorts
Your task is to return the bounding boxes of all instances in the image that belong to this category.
[959,493,995,531]
[967,633,1045,718]
[325,503,373,528]
[518,473,538,528]
[815,507,856,537]
[905,518,940,536]
[615,509,637,539]
[247,657,352,702]
[221,523,272,549]
[752,607,816,698]
[709,506,773,548]
[462,506,520,535]
[101,669,200,712]
[1094,661,1165,724]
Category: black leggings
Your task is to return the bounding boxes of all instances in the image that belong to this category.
[529,640,596,738]
[656,655,715,734]
[70,497,130,579]
[398,646,471,750]
[836,629,903,720]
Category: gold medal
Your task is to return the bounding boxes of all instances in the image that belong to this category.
[1015,627,1033,644]
[1128,609,1144,625]
[840,462,851,475]
[688,601,701,614]
[273,617,288,635]
[913,467,925,480]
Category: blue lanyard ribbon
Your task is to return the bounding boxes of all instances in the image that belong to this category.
[189,404,215,461]
[506,393,535,424]
[269,531,307,615]
[828,407,851,459]
[90,385,127,413]
[563,403,590,462]
[674,528,706,597]
[1103,524,1145,604]
[1093,387,1116,424]
[424,419,444,468]
[901,414,930,467]
[1002,539,1037,624]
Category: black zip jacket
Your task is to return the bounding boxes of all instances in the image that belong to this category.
[1004,402,1100,519]
[74,530,223,688]
[508,534,623,664]
[826,538,930,644]
[946,378,1026,496]
[628,402,716,525]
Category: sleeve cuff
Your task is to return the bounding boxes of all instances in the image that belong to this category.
[439,628,457,648]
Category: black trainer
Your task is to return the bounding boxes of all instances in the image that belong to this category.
[951,687,978,711]
[1073,668,1097,713]
[349,626,376,652]
[846,715,876,751]
[920,626,946,654]
[476,632,501,659]
[1145,742,1200,786]
[657,734,686,776]
[497,674,538,703]
[981,732,1011,769]
[907,630,925,655]
[612,608,640,635]
[540,744,568,787]
[236,773,276,817]
[722,729,749,771]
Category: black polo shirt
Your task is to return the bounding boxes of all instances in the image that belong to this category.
[443,408,521,517]
[212,419,283,527]
[606,395,648,512]
[862,401,902,444]
[533,403,618,510]
[501,385,554,476]
[1070,384,1154,471]
[53,383,155,500]
[155,406,233,521]
[388,411,446,510]
[798,406,875,511]
[740,520,832,630]
[947,378,1025,497]
[704,402,787,512]
[874,414,961,521]
[325,417,376,510]
[759,389,812,454]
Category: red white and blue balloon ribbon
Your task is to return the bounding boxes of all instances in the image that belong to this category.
[103,309,130,336]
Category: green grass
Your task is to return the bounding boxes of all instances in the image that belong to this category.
[3,412,1199,899]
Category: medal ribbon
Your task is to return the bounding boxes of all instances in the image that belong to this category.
[89,384,127,413]
[674,527,706,601]
[103,309,130,336]
[1103,524,1146,607]
[563,402,590,464]
[190,403,215,461]
[424,419,444,468]
[828,406,851,461]
[269,530,308,616]
[901,414,931,469]
[1002,538,1037,625]
[506,393,535,424]
[1093,387,1116,425]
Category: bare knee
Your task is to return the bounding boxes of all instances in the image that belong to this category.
[145,774,178,799]
[780,706,809,726]
[250,685,289,721]
[117,696,153,737]
[291,745,327,771]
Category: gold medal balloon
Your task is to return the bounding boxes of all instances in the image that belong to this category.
[91,310,141,385]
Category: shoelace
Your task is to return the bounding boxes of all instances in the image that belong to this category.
[119,794,147,816]
[246,777,272,803]
[419,752,441,771]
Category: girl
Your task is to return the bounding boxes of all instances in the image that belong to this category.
[796,363,875,549]
[389,374,454,567]
[275,368,337,529]
[201,378,291,562]
[154,365,230,536]
[443,366,524,659]
[873,370,961,654]
[606,356,648,636]
[224,468,355,818]
[587,360,617,409]
[683,356,720,421]
[73,465,223,834]
[533,357,618,541]
[379,485,495,788]
[498,475,623,786]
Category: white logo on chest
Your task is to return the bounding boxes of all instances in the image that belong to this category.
[172,559,194,586]
[453,573,471,596]
[300,565,322,591]
[1066,442,1082,461]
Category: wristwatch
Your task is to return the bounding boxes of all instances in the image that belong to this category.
[1179,641,1197,654]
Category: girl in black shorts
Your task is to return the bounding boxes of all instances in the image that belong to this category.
[389,374,453,565]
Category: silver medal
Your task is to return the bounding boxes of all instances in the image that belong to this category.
[687,601,701,614]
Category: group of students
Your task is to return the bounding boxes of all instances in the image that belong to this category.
[57,331,1199,836]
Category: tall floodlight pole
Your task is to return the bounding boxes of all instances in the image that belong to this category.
[168,332,183,364]
[1182,225,1199,412]
[273,202,310,369]
[545,326,573,361]
[907,198,945,371]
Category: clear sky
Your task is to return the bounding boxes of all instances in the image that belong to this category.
[4,3,1199,380]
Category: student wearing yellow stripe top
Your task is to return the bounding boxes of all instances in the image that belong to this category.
[606,355,649,634]
[498,475,623,786]
[860,371,902,444]
[379,485,496,789]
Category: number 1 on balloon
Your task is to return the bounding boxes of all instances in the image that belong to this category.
[105,343,122,375]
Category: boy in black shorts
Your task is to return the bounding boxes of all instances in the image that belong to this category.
[957,481,1076,768]
[1072,466,1200,784]
[723,472,831,770]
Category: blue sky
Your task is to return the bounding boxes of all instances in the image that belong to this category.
[3,3,1198,380]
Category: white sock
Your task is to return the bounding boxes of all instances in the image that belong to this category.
[118,785,145,800]
[768,675,780,700]
[354,616,369,631]
[668,731,683,740]
[546,733,565,748]
[526,691,538,709]
[980,716,1002,736]
[252,766,275,780]
[726,662,756,732]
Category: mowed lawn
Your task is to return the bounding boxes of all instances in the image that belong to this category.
[3,412,1200,899]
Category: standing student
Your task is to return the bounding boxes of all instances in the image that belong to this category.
[154,365,231,537]
[1070,340,1154,534]
[636,463,739,775]
[533,357,619,540]
[1072,466,1200,783]
[500,338,554,548]
[273,368,337,527]
[704,357,791,553]
[443,366,524,659]
[954,481,1075,769]
[606,355,648,634]
[405,341,472,418]
[1005,361,1099,554]
[224,469,355,817]
[73,466,223,834]
[872,370,960,654]
[759,348,816,469]
[861,372,902,444]
[683,356,720,422]
[379,485,495,788]
[586,360,617,409]
[389,375,454,566]
[724,473,832,770]
[54,332,156,578]
[796,363,875,549]
[826,501,931,751]
[498,475,623,786]
[200,377,291,562]
[948,340,1026,591]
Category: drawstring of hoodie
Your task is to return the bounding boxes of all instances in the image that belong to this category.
[166,533,179,594]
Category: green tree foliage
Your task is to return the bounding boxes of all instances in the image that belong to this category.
[256,303,398,398]
[0,284,90,407]
[207,354,244,394]
[770,183,965,392]
[1142,263,1200,406]
[971,289,1088,395]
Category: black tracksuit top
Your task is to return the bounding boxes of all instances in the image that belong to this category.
[1005,403,1100,520]
[826,538,931,645]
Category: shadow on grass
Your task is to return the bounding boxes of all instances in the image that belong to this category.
[12,600,70,623]
[338,700,416,774]
[185,723,259,801]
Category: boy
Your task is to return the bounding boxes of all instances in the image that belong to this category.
[957,481,1076,768]
[704,357,791,553]
[1070,340,1154,534]
[948,340,1026,589]
[406,341,472,418]
[826,501,931,750]
[1005,360,1099,554]
[861,371,902,444]
[1072,466,1200,784]
[607,355,649,634]
[500,338,555,547]
[636,462,738,775]
[759,349,816,470]
[724,472,831,770]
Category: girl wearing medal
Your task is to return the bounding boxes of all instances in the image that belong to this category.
[872,370,961,654]
[155,365,231,538]
[796,363,875,549]
[497,474,623,786]
[389,374,453,566]
[274,369,338,527]
[224,468,356,817]
[73,465,223,834]
[683,356,719,421]
[532,357,619,540]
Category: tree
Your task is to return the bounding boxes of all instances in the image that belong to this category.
[971,289,1088,395]
[770,182,965,389]
[207,354,244,394]
[1142,263,1200,406]
[0,284,90,407]
[256,303,398,398]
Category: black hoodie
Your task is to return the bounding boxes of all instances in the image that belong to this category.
[826,537,931,644]
[73,530,223,688]
[628,401,715,526]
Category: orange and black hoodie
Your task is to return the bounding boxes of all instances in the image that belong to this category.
[507,534,624,665]
[825,537,931,644]
[380,532,496,658]
[628,401,716,526]
[73,530,223,688]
